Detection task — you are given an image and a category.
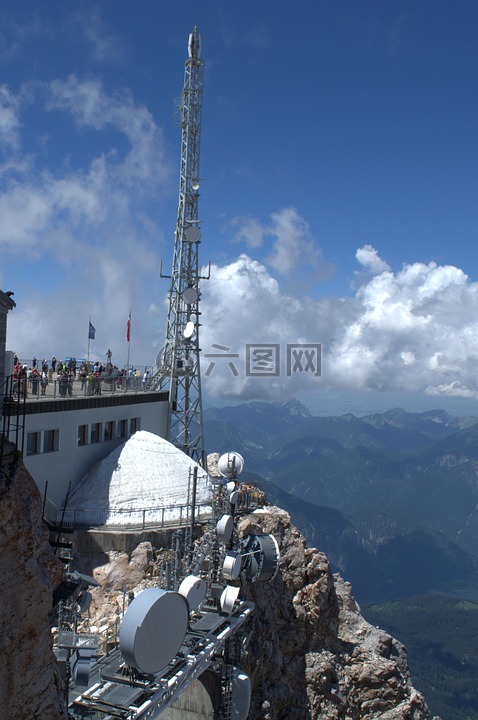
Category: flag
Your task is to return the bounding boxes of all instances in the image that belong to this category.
[88,322,96,340]
[126,312,131,343]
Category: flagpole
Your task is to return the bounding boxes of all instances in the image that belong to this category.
[87,315,91,365]
[126,310,131,371]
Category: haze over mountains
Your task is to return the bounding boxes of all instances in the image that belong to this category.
[204,400,478,604]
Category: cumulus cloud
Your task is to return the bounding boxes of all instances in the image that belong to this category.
[47,75,167,186]
[2,77,171,362]
[229,206,328,276]
[75,7,126,63]
[267,207,315,274]
[0,84,21,150]
[230,216,265,248]
[200,247,478,401]
[0,77,168,249]
[356,243,391,275]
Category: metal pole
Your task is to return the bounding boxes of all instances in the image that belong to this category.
[191,465,198,536]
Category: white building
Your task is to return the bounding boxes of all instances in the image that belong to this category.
[0,290,169,509]
[19,389,169,508]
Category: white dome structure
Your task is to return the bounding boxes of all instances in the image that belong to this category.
[66,431,211,526]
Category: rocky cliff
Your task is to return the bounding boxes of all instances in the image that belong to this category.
[74,507,437,720]
[0,440,437,719]
[0,441,65,720]
[239,506,437,720]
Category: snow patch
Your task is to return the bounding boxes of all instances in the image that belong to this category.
[67,431,212,525]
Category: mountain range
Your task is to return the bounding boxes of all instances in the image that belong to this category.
[363,594,478,720]
[204,400,478,604]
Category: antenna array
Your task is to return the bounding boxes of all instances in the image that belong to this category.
[156,26,207,466]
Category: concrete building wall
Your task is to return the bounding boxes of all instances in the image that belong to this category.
[0,311,6,389]
[20,397,168,507]
[161,678,215,719]
[0,290,15,400]
[0,290,15,414]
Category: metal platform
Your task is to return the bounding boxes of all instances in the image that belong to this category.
[69,600,254,719]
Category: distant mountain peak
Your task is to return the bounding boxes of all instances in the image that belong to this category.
[339,412,357,422]
[278,399,311,417]
[418,408,452,424]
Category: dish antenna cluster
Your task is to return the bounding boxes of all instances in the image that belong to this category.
[62,448,280,719]
[115,449,279,718]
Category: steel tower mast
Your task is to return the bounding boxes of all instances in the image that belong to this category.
[158,26,206,466]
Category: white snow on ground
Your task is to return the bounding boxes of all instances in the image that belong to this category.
[66,431,212,526]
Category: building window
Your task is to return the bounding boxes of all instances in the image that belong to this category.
[90,423,102,444]
[104,421,115,441]
[130,417,141,434]
[43,429,59,453]
[117,419,127,439]
[78,424,88,447]
[26,432,40,456]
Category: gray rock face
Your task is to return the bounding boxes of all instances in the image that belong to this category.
[0,441,438,720]
[0,442,65,720]
[239,506,438,720]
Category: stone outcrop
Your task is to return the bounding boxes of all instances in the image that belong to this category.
[239,506,438,720]
[0,441,65,720]
[75,505,438,720]
[0,439,438,719]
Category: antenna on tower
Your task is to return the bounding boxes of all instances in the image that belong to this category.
[153,26,207,467]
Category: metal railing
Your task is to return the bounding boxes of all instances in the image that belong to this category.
[57,501,213,529]
[14,374,157,400]
[1,375,26,461]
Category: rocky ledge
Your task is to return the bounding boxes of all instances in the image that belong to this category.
[0,442,438,720]
[0,441,65,720]
[239,506,438,720]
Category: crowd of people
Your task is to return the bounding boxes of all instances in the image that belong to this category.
[11,354,151,398]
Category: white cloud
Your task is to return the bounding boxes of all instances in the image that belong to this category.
[199,247,478,402]
[2,64,476,407]
[356,244,391,275]
[0,84,20,150]
[230,216,265,248]
[47,75,167,187]
[0,77,169,250]
[2,76,171,364]
[75,7,125,63]
[267,207,314,274]
[229,206,327,276]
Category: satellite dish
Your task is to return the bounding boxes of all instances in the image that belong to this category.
[216,514,233,544]
[184,321,195,339]
[178,575,207,611]
[241,534,280,583]
[226,481,236,494]
[230,668,252,720]
[183,287,198,304]
[222,551,242,581]
[184,226,201,243]
[70,647,96,687]
[218,452,244,479]
[77,591,92,615]
[229,490,239,505]
[220,585,240,614]
[74,659,92,686]
[119,588,188,674]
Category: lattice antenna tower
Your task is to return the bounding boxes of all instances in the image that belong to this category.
[159,26,207,466]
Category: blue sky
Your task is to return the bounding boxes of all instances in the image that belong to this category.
[2,0,478,415]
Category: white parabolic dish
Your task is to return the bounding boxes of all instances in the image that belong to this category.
[120,588,189,674]
[217,452,244,478]
[178,575,207,611]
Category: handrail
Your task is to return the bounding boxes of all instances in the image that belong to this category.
[57,501,213,530]
[18,374,157,400]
